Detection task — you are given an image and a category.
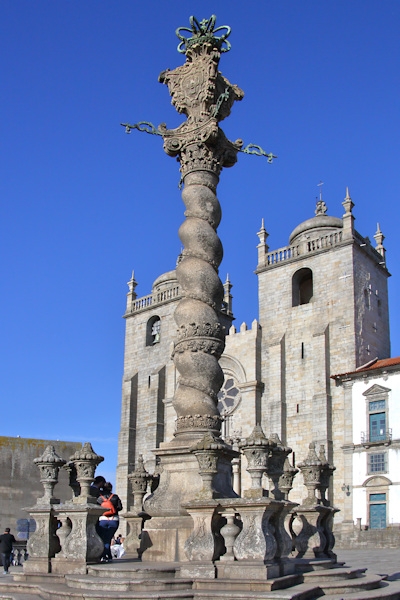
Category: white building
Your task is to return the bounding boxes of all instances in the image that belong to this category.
[333,357,400,537]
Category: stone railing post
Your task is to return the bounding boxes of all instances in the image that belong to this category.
[23,446,65,574]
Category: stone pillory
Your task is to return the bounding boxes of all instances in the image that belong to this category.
[155,15,245,439]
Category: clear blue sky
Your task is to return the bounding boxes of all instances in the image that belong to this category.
[1,1,399,485]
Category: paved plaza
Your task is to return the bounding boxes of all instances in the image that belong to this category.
[337,548,400,581]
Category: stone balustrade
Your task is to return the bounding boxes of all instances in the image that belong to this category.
[128,285,181,314]
[264,230,344,268]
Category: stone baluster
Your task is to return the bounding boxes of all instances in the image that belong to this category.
[219,510,240,562]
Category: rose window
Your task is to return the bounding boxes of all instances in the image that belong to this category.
[218,376,241,415]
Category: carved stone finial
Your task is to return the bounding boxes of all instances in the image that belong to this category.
[128,454,151,512]
[239,425,274,496]
[190,432,228,499]
[265,434,292,500]
[278,456,299,501]
[34,445,66,504]
[297,442,323,506]
[69,442,104,501]
[318,445,336,507]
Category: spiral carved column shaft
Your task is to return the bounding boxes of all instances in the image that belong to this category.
[173,171,225,436]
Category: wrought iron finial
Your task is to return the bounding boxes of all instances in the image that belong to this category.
[176,15,231,54]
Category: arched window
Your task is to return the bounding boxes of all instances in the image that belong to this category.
[292,268,313,307]
[146,316,161,346]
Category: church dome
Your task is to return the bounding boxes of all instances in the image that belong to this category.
[289,201,342,244]
[152,269,177,292]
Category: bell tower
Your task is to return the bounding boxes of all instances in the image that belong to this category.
[256,191,390,512]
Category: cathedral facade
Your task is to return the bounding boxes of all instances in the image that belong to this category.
[117,189,391,533]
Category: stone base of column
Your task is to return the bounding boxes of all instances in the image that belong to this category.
[179,561,216,579]
[143,439,236,518]
[277,557,297,576]
[216,561,280,580]
[140,516,193,562]
[51,557,87,575]
[22,557,51,575]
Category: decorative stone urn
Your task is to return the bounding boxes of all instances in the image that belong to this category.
[297,442,322,506]
[266,434,292,501]
[69,442,104,503]
[63,461,81,498]
[128,454,151,512]
[318,444,336,506]
[239,425,274,498]
[33,445,66,504]
[278,457,299,501]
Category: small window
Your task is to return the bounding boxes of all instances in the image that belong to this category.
[364,289,370,309]
[146,316,161,346]
[292,268,313,307]
[368,453,386,474]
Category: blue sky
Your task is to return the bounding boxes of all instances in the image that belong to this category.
[1,1,399,484]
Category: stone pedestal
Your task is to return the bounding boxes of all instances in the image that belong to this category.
[51,502,104,574]
[140,515,194,562]
[23,504,60,575]
[122,512,145,558]
[291,504,330,559]
[142,438,236,562]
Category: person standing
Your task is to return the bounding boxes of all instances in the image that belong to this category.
[97,482,123,562]
[0,528,16,575]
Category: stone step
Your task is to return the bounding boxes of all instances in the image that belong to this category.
[321,579,400,600]
[318,573,384,594]
[66,574,193,592]
[87,561,178,580]
[194,574,302,592]
[302,566,367,582]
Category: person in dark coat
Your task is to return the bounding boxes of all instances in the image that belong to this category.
[0,528,16,574]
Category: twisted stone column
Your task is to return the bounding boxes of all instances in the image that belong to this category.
[158,16,243,441]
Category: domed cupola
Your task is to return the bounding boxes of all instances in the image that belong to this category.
[289,200,342,245]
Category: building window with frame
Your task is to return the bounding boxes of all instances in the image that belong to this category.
[368,452,386,474]
[362,385,391,445]
[368,400,386,442]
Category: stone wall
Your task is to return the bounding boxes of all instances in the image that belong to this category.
[0,436,81,536]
